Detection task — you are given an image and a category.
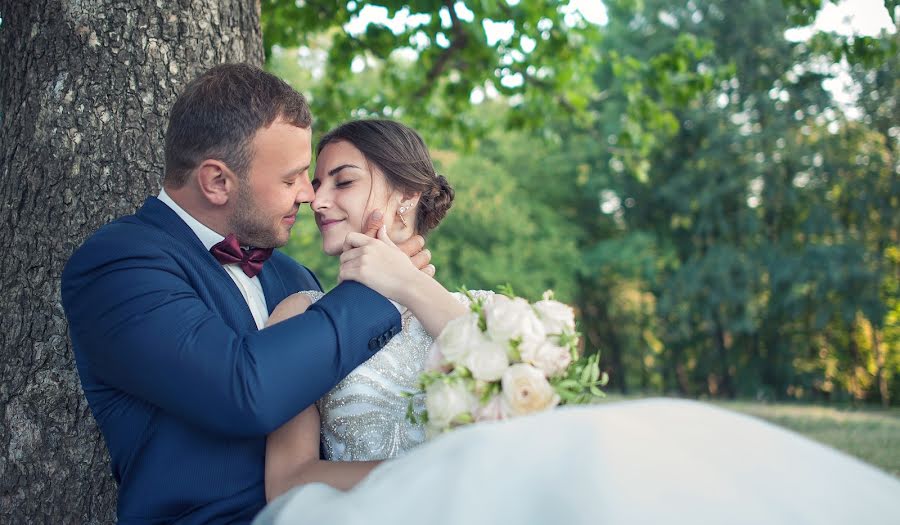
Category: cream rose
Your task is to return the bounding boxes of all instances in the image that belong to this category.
[521,340,573,378]
[425,381,474,429]
[500,363,561,416]
[533,298,576,336]
[484,297,546,355]
[434,313,482,365]
[463,336,510,381]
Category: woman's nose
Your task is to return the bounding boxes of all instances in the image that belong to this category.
[311,190,330,212]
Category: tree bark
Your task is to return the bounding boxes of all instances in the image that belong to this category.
[0,1,263,522]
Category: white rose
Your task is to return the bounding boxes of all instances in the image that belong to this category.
[484,297,546,355]
[473,395,510,422]
[501,363,561,416]
[435,313,483,365]
[425,381,474,429]
[533,298,576,336]
[462,336,510,381]
[521,340,573,378]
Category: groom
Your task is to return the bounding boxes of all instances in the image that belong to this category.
[61,64,429,524]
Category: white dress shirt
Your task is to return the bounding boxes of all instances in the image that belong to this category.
[158,189,269,329]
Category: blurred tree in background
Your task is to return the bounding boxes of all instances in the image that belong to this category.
[263,0,898,405]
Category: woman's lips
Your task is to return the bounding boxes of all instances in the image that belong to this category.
[318,218,344,231]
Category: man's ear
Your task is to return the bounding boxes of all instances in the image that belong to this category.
[195,160,237,206]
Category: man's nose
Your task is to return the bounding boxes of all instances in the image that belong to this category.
[295,178,315,204]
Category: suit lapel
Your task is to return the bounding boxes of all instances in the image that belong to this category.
[258,263,286,315]
[136,197,259,331]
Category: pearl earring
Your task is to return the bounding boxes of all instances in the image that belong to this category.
[398,202,410,226]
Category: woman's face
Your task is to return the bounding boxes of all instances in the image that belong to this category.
[311,140,401,256]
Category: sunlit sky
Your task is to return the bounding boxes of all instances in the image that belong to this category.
[346,0,893,38]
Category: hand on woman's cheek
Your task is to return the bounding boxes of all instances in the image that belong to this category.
[338,227,420,302]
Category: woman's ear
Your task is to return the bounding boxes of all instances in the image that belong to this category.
[195,159,238,206]
[402,190,422,208]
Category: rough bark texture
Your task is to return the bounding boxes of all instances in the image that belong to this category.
[0,2,263,522]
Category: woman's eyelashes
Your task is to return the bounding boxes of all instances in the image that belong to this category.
[311,176,356,193]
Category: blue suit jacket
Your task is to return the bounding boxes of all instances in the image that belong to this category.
[62,197,401,524]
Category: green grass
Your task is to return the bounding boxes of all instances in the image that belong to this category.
[597,395,900,476]
[723,401,900,477]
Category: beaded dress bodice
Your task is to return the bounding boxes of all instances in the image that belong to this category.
[299,290,492,461]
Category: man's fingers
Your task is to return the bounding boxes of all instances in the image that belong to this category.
[376,225,398,248]
[397,234,425,257]
[342,231,372,252]
[409,248,432,270]
[422,264,436,277]
[362,210,384,238]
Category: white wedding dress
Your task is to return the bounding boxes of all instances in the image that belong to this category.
[254,294,900,525]
[309,289,495,461]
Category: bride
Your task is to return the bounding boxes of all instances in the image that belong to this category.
[262,118,487,496]
[254,120,900,525]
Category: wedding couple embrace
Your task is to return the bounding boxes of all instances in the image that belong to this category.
[63,64,900,525]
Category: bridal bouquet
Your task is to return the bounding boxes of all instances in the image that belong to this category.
[407,289,607,435]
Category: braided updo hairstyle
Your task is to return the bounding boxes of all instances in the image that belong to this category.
[316,119,454,236]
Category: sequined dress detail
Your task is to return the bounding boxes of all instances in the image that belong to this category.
[299,290,493,461]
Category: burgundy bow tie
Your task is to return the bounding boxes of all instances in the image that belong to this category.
[209,234,273,278]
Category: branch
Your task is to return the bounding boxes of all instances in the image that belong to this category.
[413,0,469,100]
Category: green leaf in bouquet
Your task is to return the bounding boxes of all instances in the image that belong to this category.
[452,412,475,426]
[452,366,473,380]
[497,283,516,297]
[459,287,487,313]
[478,381,501,404]
[507,338,522,362]
[590,386,606,398]
[557,330,581,349]
[555,379,580,390]
[406,397,419,425]
[580,360,593,384]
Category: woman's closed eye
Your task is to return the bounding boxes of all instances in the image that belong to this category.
[335,179,355,188]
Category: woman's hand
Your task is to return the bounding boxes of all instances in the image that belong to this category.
[339,226,423,303]
[266,293,313,327]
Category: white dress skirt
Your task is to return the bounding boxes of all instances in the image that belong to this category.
[254,399,900,525]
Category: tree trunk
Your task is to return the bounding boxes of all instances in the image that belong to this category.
[872,328,889,407]
[712,312,735,398]
[0,1,263,522]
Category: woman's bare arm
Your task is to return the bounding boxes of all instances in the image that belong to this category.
[264,405,381,500]
[264,293,381,500]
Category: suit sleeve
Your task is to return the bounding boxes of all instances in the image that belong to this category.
[62,237,400,437]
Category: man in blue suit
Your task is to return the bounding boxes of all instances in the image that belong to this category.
[61,64,430,524]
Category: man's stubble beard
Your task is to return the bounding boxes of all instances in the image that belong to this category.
[229,182,288,249]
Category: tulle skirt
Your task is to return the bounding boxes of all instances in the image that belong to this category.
[254,399,900,525]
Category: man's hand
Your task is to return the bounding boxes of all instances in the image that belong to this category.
[359,209,435,277]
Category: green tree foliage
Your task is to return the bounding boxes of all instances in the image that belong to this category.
[570,0,898,402]
[265,0,898,405]
[261,0,602,139]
